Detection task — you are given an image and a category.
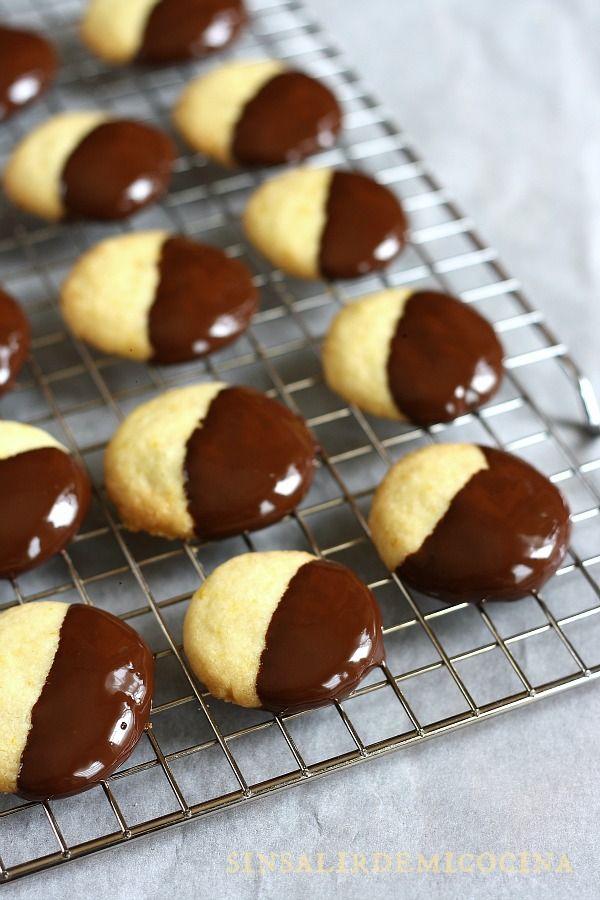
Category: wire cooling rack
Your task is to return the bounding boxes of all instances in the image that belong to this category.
[1,0,600,884]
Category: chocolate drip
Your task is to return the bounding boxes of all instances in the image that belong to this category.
[17,605,154,800]
[319,171,408,280]
[0,286,30,396]
[256,559,384,714]
[139,0,247,63]
[61,120,175,221]
[0,25,57,121]
[184,386,316,538]
[232,71,342,166]
[399,447,571,603]
[148,236,258,364]
[387,291,503,425]
[0,447,90,579]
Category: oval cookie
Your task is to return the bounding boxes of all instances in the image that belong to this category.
[369,443,571,603]
[243,167,408,280]
[0,24,57,121]
[105,383,317,540]
[3,111,175,221]
[184,551,384,712]
[0,286,30,396]
[61,231,258,364]
[0,421,91,579]
[0,602,154,800]
[323,288,503,424]
[174,60,342,167]
[81,0,247,65]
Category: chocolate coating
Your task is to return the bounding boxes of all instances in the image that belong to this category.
[184,386,317,538]
[387,291,503,425]
[0,447,91,579]
[148,236,258,364]
[17,604,154,800]
[399,447,571,603]
[319,171,408,280]
[257,559,384,714]
[232,71,342,166]
[61,120,175,221]
[139,0,247,63]
[0,286,30,396]
[0,25,57,122]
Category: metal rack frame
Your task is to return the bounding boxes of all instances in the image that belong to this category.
[1,0,600,884]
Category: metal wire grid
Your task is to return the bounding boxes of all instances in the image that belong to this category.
[0,0,600,884]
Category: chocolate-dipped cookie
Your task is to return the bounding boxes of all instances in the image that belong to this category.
[3,111,175,222]
[244,167,408,280]
[323,288,503,424]
[184,551,384,713]
[61,231,258,364]
[0,24,57,121]
[174,60,342,168]
[0,286,30,397]
[81,0,247,65]
[0,422,91,579]
[369,443,571,603]
[105,384,317,540]
[0,602,154,800]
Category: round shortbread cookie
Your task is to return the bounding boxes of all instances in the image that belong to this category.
[369,443,571,603]
[0,25,58,121]
[0,601,153,799]
[0,421,91,578]
[61,231,258,363]
[174,59,342,167]
[4,111,175,221]
[81,0,247,65]
[244,167,408,280]
[104,383,317,540]
[183,551,384,712]
[323,288,503,425]
[0,286,30,396]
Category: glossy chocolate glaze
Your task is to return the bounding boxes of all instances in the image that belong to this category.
[139,0,247,63]
[0,25,57,122]
[399,446,571,603]
[61,120,175,221]
[257,559,384,714]
[387,291,503,425]
[319,171,408,280]
[0,447,91,579]
[232,71,342,166]
[184,386,317,538]
[148,236,258,364]
[0,286,30,397]
[17,604,154,800]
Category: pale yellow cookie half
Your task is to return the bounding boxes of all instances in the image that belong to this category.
[174,59,285,167]
[243,167,332,280]
[368,443,488,571]
[3,111,107,221]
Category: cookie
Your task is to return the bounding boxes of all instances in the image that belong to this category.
[3,111,175,222]
[369,443,571,603]
[183,551,384,712]
[0,286,30,396]
[174,60,342,168]
[323,288,503,424]
[243,167,408,280]
[61,231,258,364]
[105,383,317,540]
[0,24,57,121]
[0,421,91,579]
[81,0,247,65]
[0,601,154,800]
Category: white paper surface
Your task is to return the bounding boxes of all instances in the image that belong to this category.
[3,1,600,898]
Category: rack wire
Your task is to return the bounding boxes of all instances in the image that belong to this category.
[1,0,600,884]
